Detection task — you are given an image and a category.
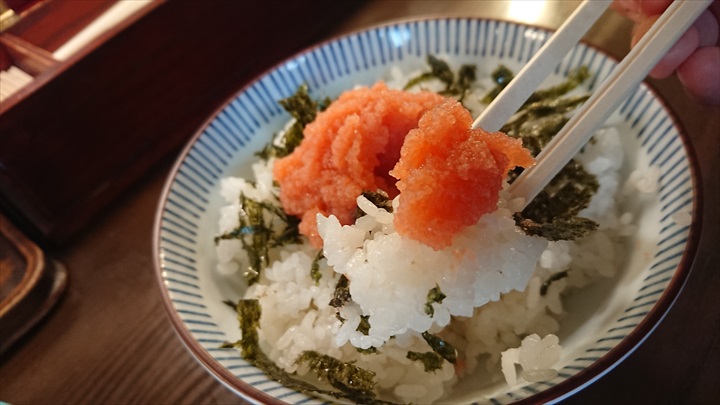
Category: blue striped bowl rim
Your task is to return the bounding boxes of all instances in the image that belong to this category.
[153,17,702,405]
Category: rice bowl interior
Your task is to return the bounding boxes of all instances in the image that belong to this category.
[154,18,700,404]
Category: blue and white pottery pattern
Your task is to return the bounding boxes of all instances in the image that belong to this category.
[154,18,701,404]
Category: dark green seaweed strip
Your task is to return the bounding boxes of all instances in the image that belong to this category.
[421,331,456,364]
[295,351,379,400]
[357,315,371,335]
[220,195,269,285]
[310,250,324,285]
[514,159,599,241]
[257,83,326,159]
[355,190,393,220]
[329,274,351,309]
[223,299,398,404]
[501,95,589,156]
[515,215,598,242]
[481,64,514,103]
[523,66,590,106]
[450,64,477,102]
[424,285,446,317]
[404,55,477,103]
[406,351,445,373]
[356,346,380,355]
[540,270,570,296]
[404,55,454,90]
[523,159,598,221]
[213,194,301,285]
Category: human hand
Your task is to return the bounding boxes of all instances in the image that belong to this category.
[612,0,720,105]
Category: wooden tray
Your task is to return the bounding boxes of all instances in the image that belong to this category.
[0,0,365,245]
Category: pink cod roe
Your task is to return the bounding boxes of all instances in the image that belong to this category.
[390,99,534,249]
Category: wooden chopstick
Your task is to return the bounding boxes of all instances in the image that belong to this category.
[471,0,611,133]
[507,0,712,209]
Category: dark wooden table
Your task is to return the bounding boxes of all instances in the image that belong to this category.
[1,1,718,404]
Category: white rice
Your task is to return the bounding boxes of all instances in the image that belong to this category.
[213,66,653,403]
[318,190,547,350]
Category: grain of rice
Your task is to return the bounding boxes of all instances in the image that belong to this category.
[671,210,693,227]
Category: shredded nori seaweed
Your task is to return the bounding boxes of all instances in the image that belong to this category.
[355,190,393,220]
[404,55,454,90]
[515,215,598,241]
[491,66,590,154]
[481,64,514,103]
[228,300,262,356]
[452,64,477,101]
[421,331,456,365]
[424,285,446,317]
[500,95,589,156]
[295,351,387,403]
[223,299,397,404]
[406,351,445,372]
[271,211,302,247]
[222,299,237,309]
[523,66,590,106]
[482,65,600,241]
[357,315,371,335]
[257,84,328,159]
[482,65,589,106]
[214,194,301,285]
[404,55,477,102]
[513,159,599,241]
[521,159,599,221]
[329,274,351,309]
[540,270,570,296]
[214,195,269,284]
[403,332,456,372]
[357,346,380,355]
[310,250,324,285]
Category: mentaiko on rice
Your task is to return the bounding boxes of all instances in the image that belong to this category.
[214,58,650,404]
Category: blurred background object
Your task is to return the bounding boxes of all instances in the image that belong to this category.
[0,213,66,354]
[0,0,365,245]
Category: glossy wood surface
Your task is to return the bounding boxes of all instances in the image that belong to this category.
[0,1,718,404]
[5,0,116,52]
[0,0,362,244]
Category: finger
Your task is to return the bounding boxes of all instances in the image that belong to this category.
[628,11,712,47]
[677,46,720,105]
[637,0,673,16]
[694,9,720,47]
[710,0,720,25]
[631,14,702,79]
[612,0,675,21]
[640,9,718,77]
[649,27,700,78]
[612,0,645,22]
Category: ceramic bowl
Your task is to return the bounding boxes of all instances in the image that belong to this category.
[153,18,702,404]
